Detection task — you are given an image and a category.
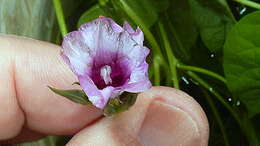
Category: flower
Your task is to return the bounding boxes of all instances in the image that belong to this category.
[61,17,151,109]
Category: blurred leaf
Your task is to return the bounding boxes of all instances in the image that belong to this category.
[19,136,71,146]
[77,4,108,27]
[224,11,260,118]
[116,0,157,28]
[146,0,169,12]
[19,136,57,146]
[166,0,198,62]
[0,0,56,41]
[48,86,91,105]
[103,92,137,116]
[62,0,89,18]
[189,0,236,52]
[61,0,98,33]
[114,0,169,28]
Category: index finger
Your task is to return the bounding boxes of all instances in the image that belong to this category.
[0,35,102,140]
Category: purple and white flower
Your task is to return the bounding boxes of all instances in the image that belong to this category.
[61,17,151,109]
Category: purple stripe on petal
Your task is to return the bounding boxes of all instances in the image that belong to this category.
[123,21,135,33]
[99,17,124,33]
[117,32,149,68]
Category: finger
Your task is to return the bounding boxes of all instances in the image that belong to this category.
[0,35,102,140]
[2,127,45,144]
[67,87,209,146]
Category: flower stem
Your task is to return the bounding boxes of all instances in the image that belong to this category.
[177,64,227,84]
[165,14,190,61]
[201,89,230,146]
[153,57,160,86]
[188,71,260,145]
[158,22,179,89]
[234,0,260,10]
[53,0,68,37]
[240,113,260,145]
[186,71,241,125]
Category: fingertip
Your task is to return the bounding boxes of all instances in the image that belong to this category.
[139,86,209,146]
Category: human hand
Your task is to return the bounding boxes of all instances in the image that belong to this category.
[0,35,209,146]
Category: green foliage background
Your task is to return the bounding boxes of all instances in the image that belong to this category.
[1,0,260,145]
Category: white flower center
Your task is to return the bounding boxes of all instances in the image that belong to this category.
[100,65,112,85]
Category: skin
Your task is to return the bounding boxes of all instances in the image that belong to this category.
[0,35,209,146]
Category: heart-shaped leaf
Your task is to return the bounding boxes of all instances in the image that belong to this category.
[223,11,260,118]
[189,0,235,52]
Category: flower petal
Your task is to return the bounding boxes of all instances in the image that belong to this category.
[99,16,124,33]
[78,75,117,108]
[127,45,150,68]
[123,80,152,93]
[78,74,121,108]
[62,17,125,76]
[79,17,124,53]
[61,31,92,75]
[123,21,144,45]
[121,62,151,92]
[118,32,149,68]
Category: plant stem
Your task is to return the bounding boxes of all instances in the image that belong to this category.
[165,14,190,61]
[234,0,260,10]
[153,57,160,86]
[201,89,230,146]
[188,71,259,146]
[53,0,68,37]
[158,22,179,89]
[240,113,260,145]
[186,71,241,125]
[177,64,227,84]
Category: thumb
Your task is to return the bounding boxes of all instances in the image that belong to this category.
[67,87,209,146]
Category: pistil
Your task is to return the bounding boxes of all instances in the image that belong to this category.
[100,65,112,85]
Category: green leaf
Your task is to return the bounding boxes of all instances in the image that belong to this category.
[165,0,198,62]
[116,0,156,28]
[223,11,260,118]
[48,86,91,105]
[19,136,70,146]
[189,0,235,52]
[77,4,108,27]
[103,92,137,116]
[114,0,169,28]
[0,0,55,42]
[148,0,169,11]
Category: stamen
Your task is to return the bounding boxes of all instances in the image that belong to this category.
[100,65,112,85]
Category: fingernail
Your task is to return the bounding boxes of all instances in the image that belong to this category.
[138,100,201,146]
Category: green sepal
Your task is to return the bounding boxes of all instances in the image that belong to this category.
[48,86,91,105]
[103,92,138,116]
